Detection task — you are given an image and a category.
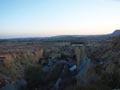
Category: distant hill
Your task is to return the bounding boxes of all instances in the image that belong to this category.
[0,30,120,42]
[110,30,120,37]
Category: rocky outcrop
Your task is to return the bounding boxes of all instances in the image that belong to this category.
[76,59,95,84]
[53,45,96,90]
[74,45,88,67]
[74,45,95,84]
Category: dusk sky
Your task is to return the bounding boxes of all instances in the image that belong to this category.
[0,0,120,38]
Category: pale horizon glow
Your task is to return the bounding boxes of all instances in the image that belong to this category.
[0,0,120,38]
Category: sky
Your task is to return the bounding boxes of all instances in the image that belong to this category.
[0,0,120,38]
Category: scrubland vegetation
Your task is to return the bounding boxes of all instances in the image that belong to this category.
[0,34,120,90]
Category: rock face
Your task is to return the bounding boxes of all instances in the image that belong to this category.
[74,45,88,67]
[76,59,95,84]
[53,45,96,89]
[74,45,95,84]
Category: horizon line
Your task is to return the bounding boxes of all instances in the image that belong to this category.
[0,29,119,39]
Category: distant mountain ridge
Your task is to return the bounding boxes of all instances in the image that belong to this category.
[110,30,120,37]
[0,30,120,42]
